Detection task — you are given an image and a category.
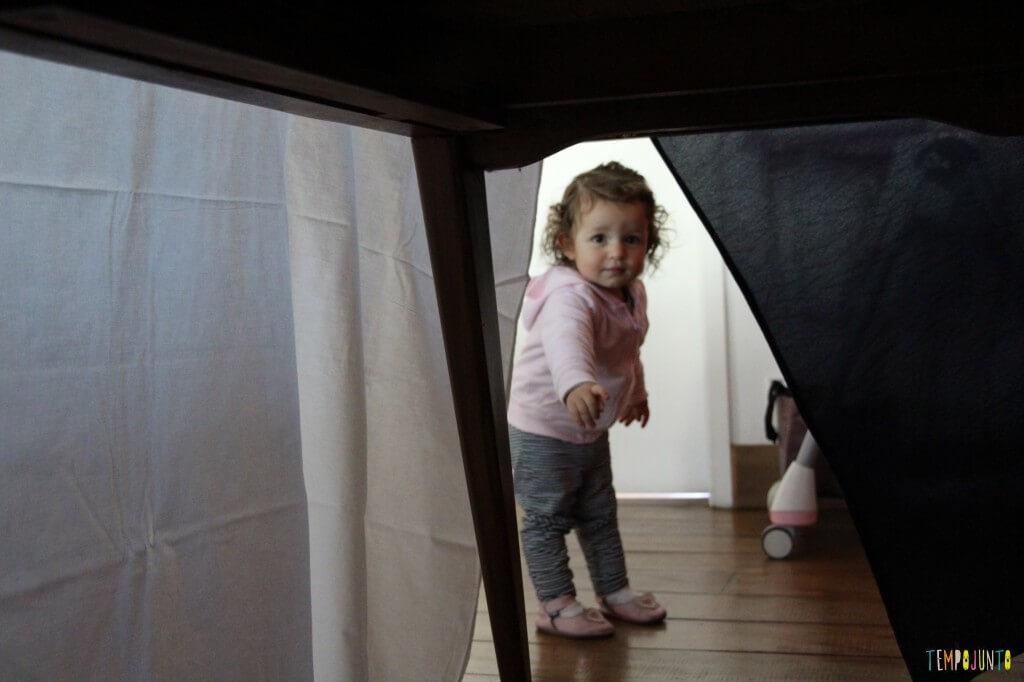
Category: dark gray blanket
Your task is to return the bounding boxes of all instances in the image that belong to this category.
[656,120,1024,680]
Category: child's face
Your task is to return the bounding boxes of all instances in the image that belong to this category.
[559,198,649,294]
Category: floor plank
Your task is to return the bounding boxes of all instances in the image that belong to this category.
[474,617,901,658]
[479,590,890,626]
[467,643,909,681]
[466,500,911,680]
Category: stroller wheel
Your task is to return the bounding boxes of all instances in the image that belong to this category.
[761,524,794,559]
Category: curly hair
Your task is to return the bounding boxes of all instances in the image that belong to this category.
[541,161,669,271]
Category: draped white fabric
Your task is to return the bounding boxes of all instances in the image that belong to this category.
[0,51,539,681]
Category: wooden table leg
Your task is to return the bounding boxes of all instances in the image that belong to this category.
[412,135,531,682]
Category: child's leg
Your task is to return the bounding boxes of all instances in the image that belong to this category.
[574,433,668,625]
[508,426,584,601]
[572,433,629,597]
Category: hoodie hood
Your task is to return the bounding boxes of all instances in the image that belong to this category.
[521,265,637,330]
[519,266,590,331]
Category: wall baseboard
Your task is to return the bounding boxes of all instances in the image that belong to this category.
[616,492,710,501]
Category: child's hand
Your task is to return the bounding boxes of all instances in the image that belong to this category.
[565,382,610,429]
[619,400,650,428]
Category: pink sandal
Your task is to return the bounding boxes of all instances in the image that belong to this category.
[536,596,614,639]
[597,591,667,625]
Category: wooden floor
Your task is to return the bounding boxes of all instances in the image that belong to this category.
[464,499,912,681]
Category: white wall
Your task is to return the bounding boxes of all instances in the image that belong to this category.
[726,275,783,444]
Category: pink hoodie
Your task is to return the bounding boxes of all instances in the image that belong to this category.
[507,265,649,444]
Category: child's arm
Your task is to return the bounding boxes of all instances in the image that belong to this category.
[538,289,598,401]
[619,400,650,427]
[631,356,647,406]
[619,357,650,427]
[566,382,610,429]
[621,280,650,428]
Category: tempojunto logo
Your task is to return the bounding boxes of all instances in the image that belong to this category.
[926,649,1013,672]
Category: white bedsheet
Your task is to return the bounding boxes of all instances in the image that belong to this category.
[0,50,538,681]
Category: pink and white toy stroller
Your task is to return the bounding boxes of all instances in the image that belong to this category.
[761,381,822,559]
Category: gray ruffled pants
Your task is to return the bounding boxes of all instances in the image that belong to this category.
[509,425,629,601]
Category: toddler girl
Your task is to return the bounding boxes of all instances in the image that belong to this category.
[507,161,669,639]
